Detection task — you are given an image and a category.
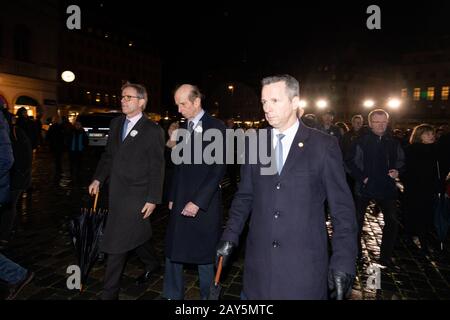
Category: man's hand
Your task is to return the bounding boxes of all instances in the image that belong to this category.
[216,240,235,268]
[328,270,354,300]
[168,201,173,210]
[89,180,100,195]
[363,177,368,184]
[141,202,156,219]
[388,169,399,179]
[181,202,200,217]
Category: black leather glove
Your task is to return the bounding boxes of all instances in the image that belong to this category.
[328,269,354,300]
[216,240,235,268]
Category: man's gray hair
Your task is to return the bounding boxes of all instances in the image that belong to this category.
[351,114,364,122]
[261,74,300,99]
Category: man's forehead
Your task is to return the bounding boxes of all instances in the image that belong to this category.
[262,82,286,97]
[372,114,388,120]
[123,87,137,94]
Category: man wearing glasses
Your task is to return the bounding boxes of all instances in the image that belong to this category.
[89,83,165,299]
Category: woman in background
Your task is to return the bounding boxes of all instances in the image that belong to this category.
[403,124,441,254]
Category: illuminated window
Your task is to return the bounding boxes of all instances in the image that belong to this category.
[427,87,435,101]
[413,88,421,101]
[401,88,407,99]
[441,86,449,101]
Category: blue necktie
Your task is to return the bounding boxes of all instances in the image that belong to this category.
[188,121,194,133]
[122,119,130,141]
[275,133,285,175]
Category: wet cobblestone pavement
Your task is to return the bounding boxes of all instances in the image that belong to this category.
[1,147,449,300]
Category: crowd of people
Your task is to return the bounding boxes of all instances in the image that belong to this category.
[0,75,449,300]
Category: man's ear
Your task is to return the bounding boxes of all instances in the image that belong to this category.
[194,97,201,109]
[292,96,304,117]
[139,99,146,111]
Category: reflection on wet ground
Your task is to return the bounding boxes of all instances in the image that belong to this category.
[0,147,449,300]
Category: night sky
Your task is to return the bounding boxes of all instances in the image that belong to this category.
[67,1,450,107]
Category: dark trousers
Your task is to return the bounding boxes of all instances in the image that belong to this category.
[355,196,398,262]
[0,189,23,241]
[162,257,214,300]
[101,240,160,300]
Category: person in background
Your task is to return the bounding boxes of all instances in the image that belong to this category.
[403,124,444,254]
[346,109,405,269]
[68,121,89,181]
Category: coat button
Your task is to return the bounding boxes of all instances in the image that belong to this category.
[274,211,280,219]
[272,241,280,248]
[276,183,281,190]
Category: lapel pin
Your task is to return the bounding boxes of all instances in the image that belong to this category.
[298,142,304,148]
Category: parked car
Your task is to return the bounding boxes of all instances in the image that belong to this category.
[77,112,122,146]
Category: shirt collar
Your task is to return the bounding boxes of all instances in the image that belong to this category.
[126,112,143,126]
[273,120,299,140]
[188,109,205,128]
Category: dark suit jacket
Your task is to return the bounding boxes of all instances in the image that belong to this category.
[94,114,165,254]
[221,121,357,299]
[166,112,226,264]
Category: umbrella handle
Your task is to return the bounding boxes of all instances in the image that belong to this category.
[215,256,223,285]
[93,191,99,212]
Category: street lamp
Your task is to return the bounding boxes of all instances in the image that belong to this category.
[299,99,308,108]
[316,99,328,109]
[363,99,375,108]
[387,98,401,109]
[61,70,75,83]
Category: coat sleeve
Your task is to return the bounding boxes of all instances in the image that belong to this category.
[395,142,405,174]
[0,115,14,180]
[145,126,165,204]
[322,137,358,276]
[93,119,117,185]
[345,138,366,183]
[191,126,227,211]
[220,161,254,246]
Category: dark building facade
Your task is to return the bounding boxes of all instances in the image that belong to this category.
[58,2,162,120]
[396,44,450,126]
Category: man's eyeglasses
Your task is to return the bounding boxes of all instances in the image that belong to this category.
[121,95,141,102]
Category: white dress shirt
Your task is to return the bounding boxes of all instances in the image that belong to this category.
[125,112,143,137]
[272,120,300,166]
[188,109,205,130]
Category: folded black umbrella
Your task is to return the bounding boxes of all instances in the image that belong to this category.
[208,256,223,300]
[69,192,108,292]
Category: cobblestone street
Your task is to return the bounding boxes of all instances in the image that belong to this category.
[1,147,449,300]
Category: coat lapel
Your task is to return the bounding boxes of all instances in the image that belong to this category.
[279,121,310,178]
[121,115,146,147]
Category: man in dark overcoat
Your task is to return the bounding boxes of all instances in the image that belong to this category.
[89,83,165,300]
[163,84,226,300]
[217,75,357,300]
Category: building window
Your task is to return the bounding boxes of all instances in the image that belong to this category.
[401,88,408,99]
[413,88,421,101]
[441,86,449,101]
[427,87,435,101]
[13,25,31,62]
